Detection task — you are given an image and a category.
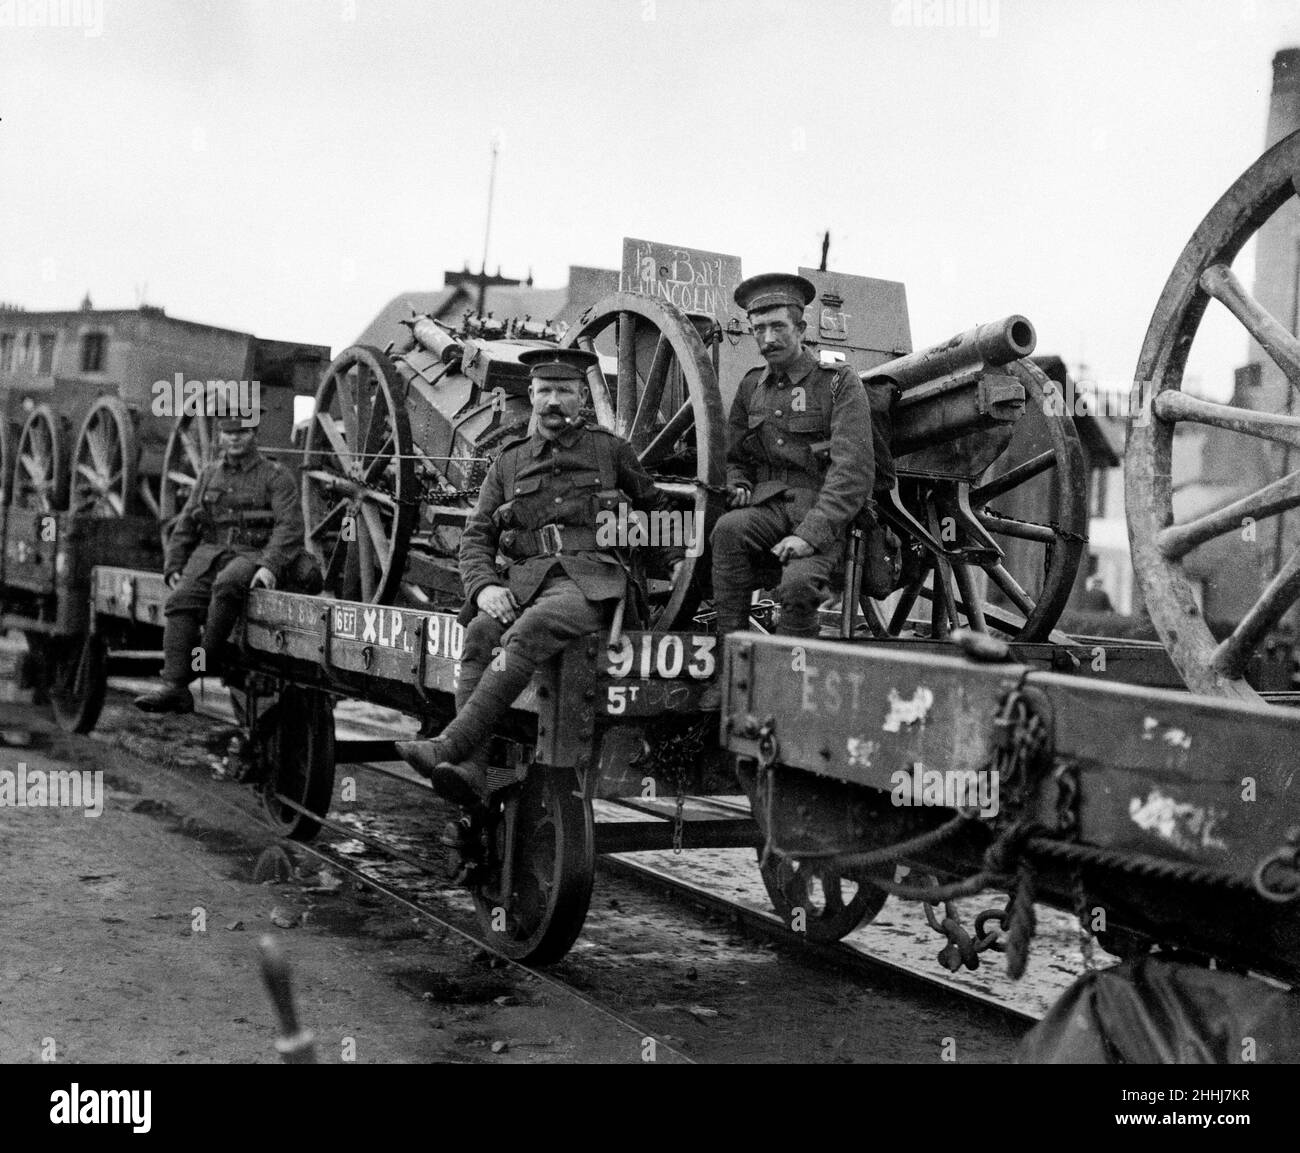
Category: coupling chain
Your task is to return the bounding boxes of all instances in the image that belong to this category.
[637,717,712,854]
[920,877,1008,972]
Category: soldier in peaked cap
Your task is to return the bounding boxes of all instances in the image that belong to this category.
[135,411,304,713]
[396,344,684,807]
[711,272,875,637]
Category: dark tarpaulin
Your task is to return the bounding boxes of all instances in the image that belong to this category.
[1017,955,1300,1063]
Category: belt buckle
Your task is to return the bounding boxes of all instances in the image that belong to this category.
[539,523,564,556]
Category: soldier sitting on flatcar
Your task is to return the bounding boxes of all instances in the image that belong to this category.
[135,414,304,714]
[711,272,875,637]
[396,346,682,808]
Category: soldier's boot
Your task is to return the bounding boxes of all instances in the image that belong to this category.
[134,611,200,713]
[776,580,822,639]
[713,593,754,638]
[396,650,539,808]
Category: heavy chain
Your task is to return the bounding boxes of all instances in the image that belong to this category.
[1051,759,1097,969]
[919,877,1009,972]
[637,717,712,854]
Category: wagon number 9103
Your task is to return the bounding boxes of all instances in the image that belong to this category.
[606,634,716,680]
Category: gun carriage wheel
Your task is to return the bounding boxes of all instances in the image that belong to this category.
[872,360,1088,642]
[71,395,138,518]
[468,765,595,964]
[1127,129,1300,699]
[12,404,70,512]
[258,685,337,841]
[160,408,216,544]
[301,345,417,604]
[561,293,727,630]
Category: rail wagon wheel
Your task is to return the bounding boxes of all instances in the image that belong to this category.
[260,685,336,841]
[562,293,727,630]
[873,360,1087,642]
[25,631,108,734]
[12,405,70,512]
[469,767,594,964]
[71,395,138,518]
[758,854,890,941]
[160,408,216,544]
[1127,130,1300,699]
[302,345,416,604]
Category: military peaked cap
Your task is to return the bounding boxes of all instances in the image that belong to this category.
[216,414,256,432]
[734,272,816,314]
[519,346,600,379]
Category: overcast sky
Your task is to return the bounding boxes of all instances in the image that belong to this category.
[2,0,1299,397]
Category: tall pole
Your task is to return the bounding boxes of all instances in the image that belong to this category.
[478,135,500,315]
[1275,238,1300,584]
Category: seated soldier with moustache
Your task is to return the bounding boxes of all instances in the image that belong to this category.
[711,272,875,637]
[396,346,683,807]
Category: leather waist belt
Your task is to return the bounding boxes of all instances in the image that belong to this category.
[503,524,604,559]
[202,525,272,548]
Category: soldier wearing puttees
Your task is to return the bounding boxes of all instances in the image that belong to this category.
[711,272,875,637]
[396,346,684,807]
[134,415,304,714]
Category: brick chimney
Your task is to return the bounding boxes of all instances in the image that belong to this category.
[1245,49,1300,412]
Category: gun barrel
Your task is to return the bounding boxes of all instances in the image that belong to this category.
[864,315,1036,392]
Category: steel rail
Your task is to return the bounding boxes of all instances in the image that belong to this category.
[119,682,1045,1028]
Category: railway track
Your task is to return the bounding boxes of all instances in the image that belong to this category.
[106,675,1083,1032]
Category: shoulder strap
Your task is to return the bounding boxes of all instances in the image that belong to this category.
[499,442,519,500]
[591,428,619,489]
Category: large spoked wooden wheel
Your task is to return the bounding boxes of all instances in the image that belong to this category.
[1128,129,1300,699]
[469,767,595,964]
[302,345,416,604]
[875,361,1087,641]
[562,293,726,630]
[160,408,216,544]
[71,396,138,518]
[12,405,70,512]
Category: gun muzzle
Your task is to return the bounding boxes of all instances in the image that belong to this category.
[864,315,1036,392]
